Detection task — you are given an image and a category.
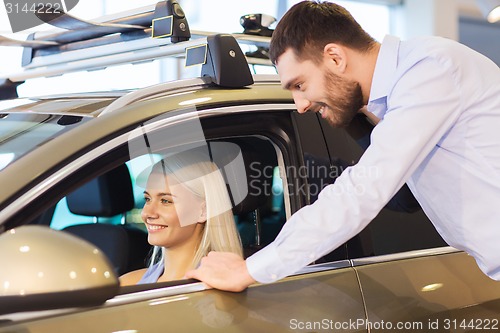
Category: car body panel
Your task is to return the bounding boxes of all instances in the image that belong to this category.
[0,267,366,333]
[355,250,500,330]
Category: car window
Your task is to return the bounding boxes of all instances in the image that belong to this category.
[50,154,162,230]
[21,108,300,280]
[54,138,287,275]
[318,113,447,258]
[292,111,348,262]
[0,98,113,170]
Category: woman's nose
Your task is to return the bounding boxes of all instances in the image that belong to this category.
[141,202,158,221]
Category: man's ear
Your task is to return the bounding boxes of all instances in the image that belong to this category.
[197,201,207,223]
[323,43,347,74]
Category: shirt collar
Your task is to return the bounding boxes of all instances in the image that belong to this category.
[369,35,400,103]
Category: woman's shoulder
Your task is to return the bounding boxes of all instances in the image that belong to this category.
[119,268,148,286]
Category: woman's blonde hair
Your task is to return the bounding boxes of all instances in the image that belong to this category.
[147,149,243,268]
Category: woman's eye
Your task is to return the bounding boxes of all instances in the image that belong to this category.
[144,196,151,202]
[161,198,172,204]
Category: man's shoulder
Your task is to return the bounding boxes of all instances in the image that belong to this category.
[401,35,458,57]
[400,35,496,76]
[395,35,480,78]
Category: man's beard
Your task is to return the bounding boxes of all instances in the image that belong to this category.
[320,71,364,127]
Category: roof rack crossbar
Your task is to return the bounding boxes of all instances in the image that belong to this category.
[7,33,265,89]
[32,29,152,59]
[32,11,153,45]
[20,30,270,70]
[9,38,204,82]
[6,31,271,83]
[19,1,190,67]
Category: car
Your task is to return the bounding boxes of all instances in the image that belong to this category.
[1,2,500,332]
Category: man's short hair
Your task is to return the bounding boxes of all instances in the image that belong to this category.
[269,1,376,64]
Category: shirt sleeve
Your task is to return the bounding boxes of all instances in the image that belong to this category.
[247,54,464,283]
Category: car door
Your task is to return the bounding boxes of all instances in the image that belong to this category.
[317,113,500,330]
[0,101,367,332]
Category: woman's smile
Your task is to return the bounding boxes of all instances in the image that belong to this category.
[145,222,168,233]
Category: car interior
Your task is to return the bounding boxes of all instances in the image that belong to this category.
[62,163,151,275]
[33,136,287,278]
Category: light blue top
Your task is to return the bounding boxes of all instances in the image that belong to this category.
[247,35,500,282]
[138,261,164,284]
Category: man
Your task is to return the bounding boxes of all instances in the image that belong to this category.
[186,0,500,291]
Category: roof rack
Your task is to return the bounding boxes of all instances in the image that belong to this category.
[5,31,271,82]
[0,1,274,97]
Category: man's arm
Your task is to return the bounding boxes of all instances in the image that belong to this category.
[188,56,463,290]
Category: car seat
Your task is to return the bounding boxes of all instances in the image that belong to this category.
[212,138,283,258]
[63,164,151,275]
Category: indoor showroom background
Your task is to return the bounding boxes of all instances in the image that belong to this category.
[0,0,498,97]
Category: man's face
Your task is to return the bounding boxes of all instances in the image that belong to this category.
[276,48,363,127]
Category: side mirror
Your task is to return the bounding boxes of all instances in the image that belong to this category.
[0,225,119,315]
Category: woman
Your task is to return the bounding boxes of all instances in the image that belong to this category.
[120,150,243,285]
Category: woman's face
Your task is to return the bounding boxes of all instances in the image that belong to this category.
[141,171,206,248]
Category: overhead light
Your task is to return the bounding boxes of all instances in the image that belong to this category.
[476,0,500,23]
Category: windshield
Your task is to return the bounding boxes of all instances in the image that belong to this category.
[0,98,114,170]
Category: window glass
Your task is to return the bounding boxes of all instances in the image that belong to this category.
[0,111,93,170]
[46,111,289,272]
[51,198,121,230]
[50,154,162,230]
[0,98,111,169]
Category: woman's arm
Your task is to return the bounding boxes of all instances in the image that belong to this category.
[119,268,148,286]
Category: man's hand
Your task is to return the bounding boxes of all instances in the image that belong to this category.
[185,251,256,292]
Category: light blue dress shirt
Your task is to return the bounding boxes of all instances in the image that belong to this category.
[247,35,500,283]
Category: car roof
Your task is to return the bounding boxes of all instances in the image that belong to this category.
[0,75,288,116]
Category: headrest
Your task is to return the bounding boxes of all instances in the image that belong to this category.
[67,164,135,217]
[62,223,129,274]
[222,138,276,216]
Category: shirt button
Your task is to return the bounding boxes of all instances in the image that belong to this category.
[270,274,277,280]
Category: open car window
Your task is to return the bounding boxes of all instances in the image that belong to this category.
[22,107,296,284]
